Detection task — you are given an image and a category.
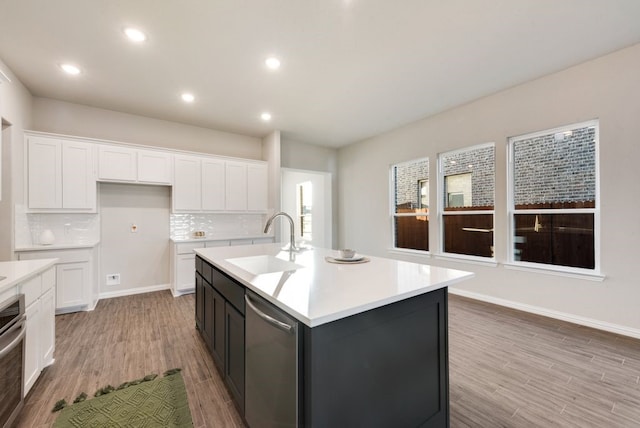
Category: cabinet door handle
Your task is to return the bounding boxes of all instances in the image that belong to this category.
[245,295,294,333]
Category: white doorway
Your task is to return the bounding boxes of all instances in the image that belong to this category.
[281,168,332,248]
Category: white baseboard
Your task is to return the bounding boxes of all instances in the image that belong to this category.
[99,283,170,300]
[448,287,640,340]
[170,288,195,298]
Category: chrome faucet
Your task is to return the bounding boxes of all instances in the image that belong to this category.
[264,212,298,252]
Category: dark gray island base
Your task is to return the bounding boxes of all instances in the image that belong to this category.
[196,255,449,427]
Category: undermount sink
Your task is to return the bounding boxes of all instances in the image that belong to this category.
[226,255,303,276]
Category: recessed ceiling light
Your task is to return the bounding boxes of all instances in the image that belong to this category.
[181,93,195,103]
[60,63,81,75]
[265,57,281,70]
[261,112,272,121]
[124,27,146,42]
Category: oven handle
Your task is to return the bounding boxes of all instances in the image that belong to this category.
[0,316,26,358]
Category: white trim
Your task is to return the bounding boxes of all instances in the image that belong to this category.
[171,288,195,297]
[448,288,640,340]
[503,262,605,281]
[99,283,170,300]
[387,248,431,258]
[507,119,600,273]
[434,254,498,267]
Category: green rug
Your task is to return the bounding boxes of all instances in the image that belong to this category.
[53,371,194,428]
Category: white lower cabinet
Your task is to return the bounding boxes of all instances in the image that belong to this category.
[24,296,41,395]
[17,248,94,313]
[56,262,88,309]
[40,287,56,366]
[170,238,271,296]
[170,242,205,296]
[19,266,56,396]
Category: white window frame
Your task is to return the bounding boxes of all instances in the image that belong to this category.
[389,157,430,254]
[507,120,601,277]
[437,142,496,263]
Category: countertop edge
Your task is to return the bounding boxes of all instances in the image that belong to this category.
[0,258,59,293]
[171,235,274,243]
[195,246,475,328]
[15,242,100,251]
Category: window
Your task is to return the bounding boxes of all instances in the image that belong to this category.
[439,143,495,258]
[508,121,598,271]
[391,158,429,251]
[298,181,312,241]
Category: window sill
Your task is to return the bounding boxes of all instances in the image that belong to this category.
[387,248,431,259]
[433,253,498,267]
[503,262,605,282]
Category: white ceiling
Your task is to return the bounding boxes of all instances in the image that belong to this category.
[2,1,640,148]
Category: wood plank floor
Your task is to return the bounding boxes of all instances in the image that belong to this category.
[16,291,640,427]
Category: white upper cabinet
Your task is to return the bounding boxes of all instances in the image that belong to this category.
[98,145,172,185]
[173,155,202,211]
[98,145,137,181]
[247,163,268,211]
[138,149,172,184]
[63,142,96,209]
[28,136,62,209]
[225,161,248,211]
[173,156,268,213]
[27,135,96,211]
[201,158,226,211]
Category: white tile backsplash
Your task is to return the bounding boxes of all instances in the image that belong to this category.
[170,213,266,240]
[14,204,100,247]
[14,204,266,247]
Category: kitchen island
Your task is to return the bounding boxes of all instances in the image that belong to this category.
[195,244,473,427]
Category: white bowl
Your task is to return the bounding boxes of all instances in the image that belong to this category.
[339,249,356,259]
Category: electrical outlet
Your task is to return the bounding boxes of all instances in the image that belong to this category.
[106,273,121,286]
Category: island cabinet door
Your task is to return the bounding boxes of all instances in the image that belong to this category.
[194,273,204,331]
[202,283,215,351]
[303,287,449,428]
[211,288,226,372]
[225,301,245,414]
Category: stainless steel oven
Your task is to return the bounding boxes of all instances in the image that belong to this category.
[0,295,26,428]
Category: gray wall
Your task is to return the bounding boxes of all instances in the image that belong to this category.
[338,42,640,336]
[99,183,170,293]
[32,97,263,160]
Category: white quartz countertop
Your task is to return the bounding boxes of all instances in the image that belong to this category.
[195,243,474,327]
[171,234,274,243]
[15,242,99,251]
[0,258,58,293]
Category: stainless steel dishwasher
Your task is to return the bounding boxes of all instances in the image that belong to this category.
[245,290,299,428]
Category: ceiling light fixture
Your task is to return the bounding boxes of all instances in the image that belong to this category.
[265,57,281,70]
[124,27,147,42]
[60,63,81,75]
[181,93,195,103]
[261,112,272,121]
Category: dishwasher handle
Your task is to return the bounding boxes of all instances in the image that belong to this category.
[245,295,294,333]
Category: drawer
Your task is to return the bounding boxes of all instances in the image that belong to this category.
[252,237,274,245]
[176,242,205,255]
[41,267,56,294]
[205,240,230,248]
[20,274,42,307]
[230,239,252,246]
[201,261,213,285]
[195,256,203,276]
[212,268,245,315]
